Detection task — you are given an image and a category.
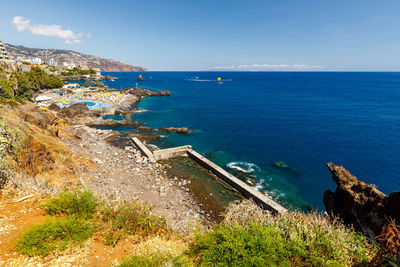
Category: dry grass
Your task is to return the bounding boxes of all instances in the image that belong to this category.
[222,199,268,226]
[116,236,193,267]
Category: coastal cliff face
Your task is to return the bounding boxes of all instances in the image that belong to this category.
[324,162,400,239]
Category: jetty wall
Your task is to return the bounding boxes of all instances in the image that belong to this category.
[153,145,192,161]
[131,138,286,214]
[131,137,156,163]
[187,150,287,214]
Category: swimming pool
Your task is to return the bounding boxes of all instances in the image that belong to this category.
[56,100,114,109]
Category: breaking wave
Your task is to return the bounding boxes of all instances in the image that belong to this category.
[226,161,260,173]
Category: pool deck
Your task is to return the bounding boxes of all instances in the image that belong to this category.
[35,87,126,113]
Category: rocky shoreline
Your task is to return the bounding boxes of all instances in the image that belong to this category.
[63,125,210,233]
[30,85,216,232]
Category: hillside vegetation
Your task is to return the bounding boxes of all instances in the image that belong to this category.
[0,65,63,100]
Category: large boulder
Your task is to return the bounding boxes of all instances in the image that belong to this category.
[323,162,400,239]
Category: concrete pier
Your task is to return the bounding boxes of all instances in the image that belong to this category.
[131,137,156,163]
[187,150,287,214]
[153,145,192,161]
[131,138,286,214]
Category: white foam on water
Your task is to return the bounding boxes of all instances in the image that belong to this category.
[226,161,260,173]
[143,142,160,150]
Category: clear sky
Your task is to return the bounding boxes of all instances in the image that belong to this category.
[1,0,399,71]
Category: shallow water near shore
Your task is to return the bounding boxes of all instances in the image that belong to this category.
[102,71,400,211]
[162,157,242,221]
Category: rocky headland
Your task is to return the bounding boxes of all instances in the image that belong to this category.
[324,162,400,239]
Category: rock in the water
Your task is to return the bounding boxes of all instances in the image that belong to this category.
[273,161,290,169]
[127,133,161,142]
[323,162,400,239]
[121,88,171,97]
[137,75,144,81]
[158,127,192,134]
[137,126,156,132]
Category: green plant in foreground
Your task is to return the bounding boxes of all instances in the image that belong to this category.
[192,222,294,266]
[44,190,100,219]
[118,254,173,267]
[17,217,93,257]
[118,253,193,267]
[191,210,377,266]
[99,201,169,246]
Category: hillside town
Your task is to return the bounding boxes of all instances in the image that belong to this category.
[4,41,147,72]
[0,38,104,79]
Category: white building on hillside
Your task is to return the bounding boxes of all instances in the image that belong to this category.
[0,39,10,61]
[63,62,76,69]
[30,57,42,65]
[48,58,58,66]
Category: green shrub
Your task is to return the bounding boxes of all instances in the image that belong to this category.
[118,254,173,267]
[99,201,168,246]
[192,222,294,266]
[17,217,93,257]
[191,204,377,266]
[44,190,100,219]
[118,253,193,267]
[0,78,15,99]
[61,68,96,76]
[0,67,64,101]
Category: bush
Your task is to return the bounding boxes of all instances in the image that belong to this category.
[0,67,64,101]
[118,254,193,267]
[44,190,100,219]
[99,201,169,246]
[192,223,293,266]
[0,78,14,99]
[191,201,377,266]
[118,254,174,267]
[61,68,96,76]
[17,217,93,257]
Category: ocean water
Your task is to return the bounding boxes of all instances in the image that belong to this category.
[102,71,400,210]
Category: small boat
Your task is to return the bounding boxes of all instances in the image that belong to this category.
[110,79,115,82]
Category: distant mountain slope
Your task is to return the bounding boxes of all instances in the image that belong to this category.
[5,43,147,72]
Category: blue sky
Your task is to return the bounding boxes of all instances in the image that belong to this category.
[1,0,399,71]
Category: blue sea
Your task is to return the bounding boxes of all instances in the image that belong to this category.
[102,71,400,210]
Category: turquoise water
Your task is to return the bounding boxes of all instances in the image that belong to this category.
[102,71,400,210]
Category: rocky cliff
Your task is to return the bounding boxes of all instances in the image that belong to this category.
[5,43,147,72]
[324,162,400,239]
